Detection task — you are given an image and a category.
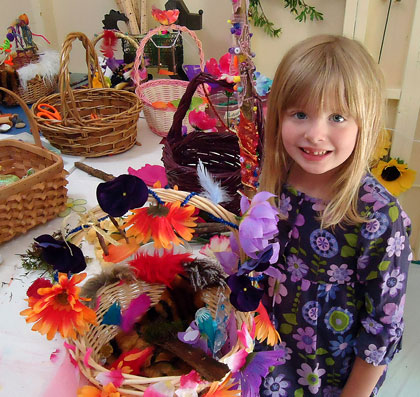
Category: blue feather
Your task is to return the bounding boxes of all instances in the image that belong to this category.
[197,159,230,204]
[195,307,216,352]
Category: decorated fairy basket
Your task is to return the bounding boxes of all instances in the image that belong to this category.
[21,170,285,396]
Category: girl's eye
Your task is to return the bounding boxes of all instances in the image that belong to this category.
[330,114,345,123]
[294,112,307,120]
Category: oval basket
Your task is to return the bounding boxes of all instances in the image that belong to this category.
[69,188,251,395]
[133,25,205,137]
[0,87,68,244]
[31,32,142,157]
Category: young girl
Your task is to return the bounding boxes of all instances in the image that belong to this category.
[258,35,412,396]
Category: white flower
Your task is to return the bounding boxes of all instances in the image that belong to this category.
[364,344,387,366]
[386,231,405,257]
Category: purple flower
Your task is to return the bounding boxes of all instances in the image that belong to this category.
[302,301,321,326]
[318,284,339,302]
[386,232,406,258]
[233,350,286,397]
[237,245,273,275]
[357,255,369,270]
[361,212,389,240]
[329,334,355,358]
[263,373,289,396]
[274,341,292,364]
[360,177,390,211]
[293,327,317,354]
[239,192,280,263]
[323,385,342,397]
[309,229,338,258]
[327,264,353,284]
[296,363,326,394]
[214,233,240,275]
[96,174,148,217]
[389,321,404,342]
[279,193,292,217]
[34,234,86,273]
[361,317,384,335]
[227,274,264,312]
[382,268,405,297]
[364,344,386,365]
[286,254,308,282]
[381,295,405,325]
[267,267,287,304]
[290,213,305,239]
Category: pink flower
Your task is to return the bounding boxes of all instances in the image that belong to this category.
[128,164,168,187]
[297,363,326,394]
[188,109,217,131]
[95,368,124,388]
[293,327,317,354]
[205,53,239,83]
[199,234,231,259]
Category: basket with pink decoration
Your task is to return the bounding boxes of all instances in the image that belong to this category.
[133,24,206,137]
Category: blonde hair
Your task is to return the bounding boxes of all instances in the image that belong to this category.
[259,35,386,228]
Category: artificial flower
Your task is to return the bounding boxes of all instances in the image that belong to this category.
[254,302,281,346]
[21,273,97,340]
[371,158,416,196]
[203,373,240,397]
[102,240,140,264]
[227,274,264,312]
[77,383,121,397]
[206,53,239,83]
[27,278,52,299]
[59,197,87,217]
[96,174,148,217]
[253,71,273,97]
[200,235,231,260]
[124,201,197,249]
[128,164,168,187]
[188,109,217,131]
[111,347,155,375]
[144,380,175,396]
[95,369,124,388]
[239,192,280,263]
[236,245,273,276]
[34,234,86,274]
[372,129,392,162]
[120,293,151,333]
[151,6,180,25]
[214,233,240,276]
[129,249,192,286]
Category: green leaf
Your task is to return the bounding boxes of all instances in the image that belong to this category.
[316,348,328,355]
[290,247,298,254]
[306,354,316,359]
[379,261,391,271]
[389,206,399,222]
[299,247,307,256]
[344,233,358,247]
[280,323,293,334]
[325,357,335,366]
[294,388,304,397]
[366,271,378,280]
[341,245,356,257]
[298,352,307,360]
[283,313,298,325]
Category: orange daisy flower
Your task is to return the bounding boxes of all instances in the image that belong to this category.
[77,383,121,397]
[203,374,240,397]
[124,201,197,249]
[20,273,97,340]
[254,302,281,346]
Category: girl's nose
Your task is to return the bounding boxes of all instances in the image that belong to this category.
[304,119,326,143]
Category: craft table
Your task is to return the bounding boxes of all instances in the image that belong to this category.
[0,117,419,396]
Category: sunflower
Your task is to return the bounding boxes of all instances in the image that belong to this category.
[371,158,416,196]
[372,128,392,163]
[20,273,97,340]
[124,201,197,249]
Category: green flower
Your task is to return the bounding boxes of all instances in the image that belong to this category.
[324,307,353,334]
[59,198,87,217]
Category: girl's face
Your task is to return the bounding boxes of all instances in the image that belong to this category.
[281,106,358,186]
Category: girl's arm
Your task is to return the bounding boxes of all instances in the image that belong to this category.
[340,357,386,397]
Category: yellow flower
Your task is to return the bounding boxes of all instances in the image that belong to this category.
[371,158,416,196]
[372,129,392,163]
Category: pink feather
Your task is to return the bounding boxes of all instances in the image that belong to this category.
[121,293,151,333]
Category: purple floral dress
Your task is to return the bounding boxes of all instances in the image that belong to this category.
[258,174,412,397]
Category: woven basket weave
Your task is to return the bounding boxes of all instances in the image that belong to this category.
[0,87,68,244]
[69,188,251,395]
[133,25,205,137]
[31,32,142,157]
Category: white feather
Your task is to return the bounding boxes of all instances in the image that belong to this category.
[197,159,230,204]
[17,50,60,90]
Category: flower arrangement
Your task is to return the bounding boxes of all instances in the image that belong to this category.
[20,170,285,396]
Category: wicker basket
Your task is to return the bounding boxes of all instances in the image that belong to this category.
[133,25,205,137]
[31,32,142,157]
[69,188,251,395]
[0,87,68,244]
[0,50,58,106]
[162,73,242,214]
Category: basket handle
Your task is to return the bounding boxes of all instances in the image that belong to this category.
[91,30,139,51]
[58,32,106,124]
[0,87,43,148]
[132,24,205,88]
[166,72,234,145]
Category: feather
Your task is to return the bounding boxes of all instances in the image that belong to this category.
[197,159,230,204]
[121,293,151,333]
[100,30,118,58]
[183,258,227,291]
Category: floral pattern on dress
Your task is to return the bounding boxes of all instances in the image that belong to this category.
[259,174,412,397]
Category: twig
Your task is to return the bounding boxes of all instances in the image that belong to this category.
[75,162,115,181]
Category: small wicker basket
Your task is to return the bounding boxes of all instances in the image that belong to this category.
[0,87,68,244]
[69,189,251,395]
[31,32,142,157]
[133,25,205,137]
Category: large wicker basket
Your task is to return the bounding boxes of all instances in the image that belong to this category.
[31,32,142,157]
[68,188,251,395]
[162,73,242,214]
[133,25,205,137]
[0,87,68,244]
[0,50,58,106]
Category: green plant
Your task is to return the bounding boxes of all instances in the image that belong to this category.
[249,0,324,37]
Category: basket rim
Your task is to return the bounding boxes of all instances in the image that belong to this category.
[137,79,191,106]
[0,139,65,201]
